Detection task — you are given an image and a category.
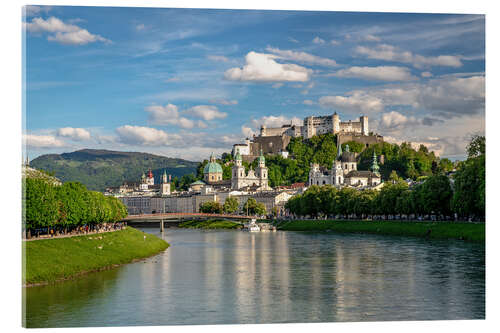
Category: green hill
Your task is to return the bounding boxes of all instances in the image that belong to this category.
[30,149,198,191]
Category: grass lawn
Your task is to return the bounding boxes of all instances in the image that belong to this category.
[23,227,169,285]
[277,220,485,243]
[178,219,242,229]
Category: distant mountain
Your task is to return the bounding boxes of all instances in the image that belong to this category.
[30,149,199,191]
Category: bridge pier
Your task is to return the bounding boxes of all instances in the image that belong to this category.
[160,219,164,232]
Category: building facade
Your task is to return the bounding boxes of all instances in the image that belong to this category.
[309,144,381,188]
[231,150,270,191]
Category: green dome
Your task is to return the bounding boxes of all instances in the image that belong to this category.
[235,151,242,161]
[203,161,223,174]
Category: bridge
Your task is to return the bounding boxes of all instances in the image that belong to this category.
[121,213,259,231]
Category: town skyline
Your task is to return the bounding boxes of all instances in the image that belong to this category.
[23,6,485,161]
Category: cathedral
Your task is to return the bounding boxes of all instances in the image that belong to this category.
[231,149,270,191]
[309,142,381,188]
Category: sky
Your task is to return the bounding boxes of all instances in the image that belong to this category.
[23,5,485,161]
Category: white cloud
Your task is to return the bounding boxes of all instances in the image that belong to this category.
[272,83,284,89]
[421,71,433,78]
[330,39,341,46]
[24,134,66,148]
[197,120,208,128]
[333,66,417,82]
[250,115,303,129]
[24,16,110,45]
[266,47,338,67]
[363,34,381,42]
[115,125,171,146]
[288,37,299,43]
[319,75,484,117]
[24,5,51,17]
[224,51,312,82]
[135,24,146,31]
[56,127,91,141]
[303,99,315,105]
[312,36,325,44]
[355,44,462,68]
[241,125,255,138]
[207,55,230,62]
[209,98,238,105]
[185,105,227,121]
[145,104,194,129]
[319,92,385,113]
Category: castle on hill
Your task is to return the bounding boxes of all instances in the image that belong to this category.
[232,112,383,162]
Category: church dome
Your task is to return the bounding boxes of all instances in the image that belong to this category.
[203,153,223,174]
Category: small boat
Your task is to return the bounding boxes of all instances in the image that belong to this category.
[244,219,261,232]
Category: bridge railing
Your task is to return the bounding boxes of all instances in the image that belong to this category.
[124,212,259,220]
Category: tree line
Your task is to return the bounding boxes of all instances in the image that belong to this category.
[285,136,485,222]
[24,178,128,233]
[199,197,266,216]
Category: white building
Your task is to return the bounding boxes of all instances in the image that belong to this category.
[231,150,270,191]
[309,143,381,188]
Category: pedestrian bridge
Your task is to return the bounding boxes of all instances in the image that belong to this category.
[122,212,258,224]
[121,212,259,231]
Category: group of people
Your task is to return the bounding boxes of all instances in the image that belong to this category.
[25,222,127,240]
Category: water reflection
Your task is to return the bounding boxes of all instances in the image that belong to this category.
[24,228,485,327]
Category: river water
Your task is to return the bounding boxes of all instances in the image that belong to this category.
[24,227,485,327]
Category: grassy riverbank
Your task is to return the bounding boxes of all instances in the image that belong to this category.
[277,220,485,243]
[23,227,169,286]
[178,219,242,229]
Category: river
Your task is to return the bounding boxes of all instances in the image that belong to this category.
[24,227,485,327]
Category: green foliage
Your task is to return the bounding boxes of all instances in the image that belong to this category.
[278,220,484,243]
[243,197,266,216]
[30,149,198,191]
[172,173,197,191]
[357,142,437,180]
[223,197,240,214]
[24,227,169,284]
[178,219,241,229]
[285,173,464,219]
[467,135,485,158]
[199,201,223,214]
[24,178,60,229]
[23,180,128,231]
[452,154,485,218]
[341,141,364,153]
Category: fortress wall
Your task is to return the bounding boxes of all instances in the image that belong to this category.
[251,135,291,155]
[337,134,384,147]
[262,127,288,137]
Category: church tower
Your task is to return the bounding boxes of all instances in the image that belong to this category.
[231,149,246,190]
[255,149,268,189]
[160,169,171,196]
[333,139,344,185]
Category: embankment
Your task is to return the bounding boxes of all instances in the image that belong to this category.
[23,227,169,286]
[277,220,485,242]
[178,219,242,229]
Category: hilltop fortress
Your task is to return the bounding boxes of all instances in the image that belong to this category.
[233,112,384,162]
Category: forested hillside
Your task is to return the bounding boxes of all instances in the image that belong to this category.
[30,149,198,191]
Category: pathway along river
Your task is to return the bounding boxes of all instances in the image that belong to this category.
[24,227,485,327]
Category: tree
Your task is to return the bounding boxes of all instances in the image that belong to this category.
[24,178,60,230]
[223,197,239,214]
[419,175,453,216]
[243,198,266,216]
[199,201,223,214]
[467,135,485,158]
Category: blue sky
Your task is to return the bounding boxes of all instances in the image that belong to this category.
[23,6,485,161]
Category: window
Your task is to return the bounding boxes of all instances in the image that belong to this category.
[322,180,326,184]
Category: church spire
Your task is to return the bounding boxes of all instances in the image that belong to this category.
[337,139,342,159]
[371,151,380,175]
